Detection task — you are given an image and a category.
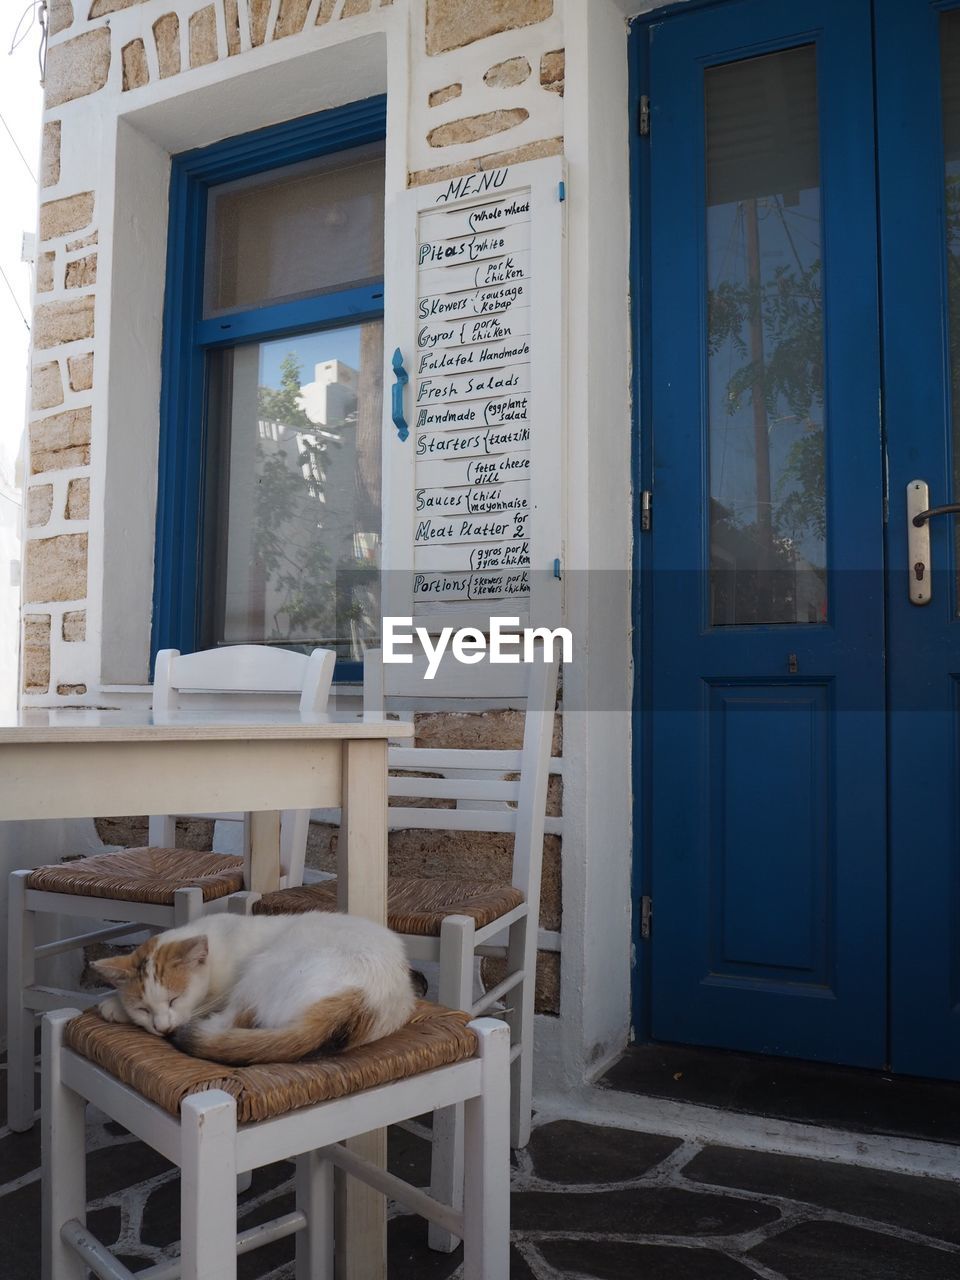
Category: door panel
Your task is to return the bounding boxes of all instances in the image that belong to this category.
[877,0,960,1078]
[707,686,830,983]
[646,0,888,1066]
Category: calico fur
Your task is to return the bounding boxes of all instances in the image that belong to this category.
[91,912,416,1065]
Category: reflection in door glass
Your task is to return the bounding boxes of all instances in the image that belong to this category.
[706,46,827,625]
[941,12,960,612]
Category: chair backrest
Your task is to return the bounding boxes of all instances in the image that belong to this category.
[153,644,335,713]
[148,645,336,885]
[362,643,559,907]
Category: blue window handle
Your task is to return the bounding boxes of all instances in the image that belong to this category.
[391,348,409,442]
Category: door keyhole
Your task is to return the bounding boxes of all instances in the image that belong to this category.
[914,561,926,582]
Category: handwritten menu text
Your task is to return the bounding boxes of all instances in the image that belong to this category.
[413,173,534,606]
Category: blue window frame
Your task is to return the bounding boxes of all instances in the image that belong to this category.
[153,94,387,680]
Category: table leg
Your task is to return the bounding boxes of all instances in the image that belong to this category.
[338,738,388,922]
[248,810,282,894]
[337,738,389,1280]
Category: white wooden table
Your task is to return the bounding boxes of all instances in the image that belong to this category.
[0,707,412,1280]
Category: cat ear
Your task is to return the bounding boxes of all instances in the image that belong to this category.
[166,936,209,967]
[91,954,136,987]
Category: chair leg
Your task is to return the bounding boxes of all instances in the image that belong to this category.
[180,1092,238,1280]
[173,886,205,926]
[8,870,38,1132]
[504,915,535,1148]
[227,891,261,917]
[429,914,475,1253]
[295,1149,334,1280]
[462,1019,511,1280]
[222,883,267,1196]
[42,1010,86,1280]
[147,815,176,847]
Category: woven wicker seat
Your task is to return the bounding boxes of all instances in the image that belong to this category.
[253,877,525,937]
[64,1001,476,1123]
[26,847,246,906]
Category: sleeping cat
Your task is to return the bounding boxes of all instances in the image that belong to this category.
[91,912,416,1066]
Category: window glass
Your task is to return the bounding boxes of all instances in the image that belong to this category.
[202,322,383,660]
[204,141,385,316]
[706,46,827,626]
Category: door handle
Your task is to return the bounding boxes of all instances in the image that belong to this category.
[911,502,960,526]
[906,485,960,606]
[904,480,959,605]
[391,347,409,442]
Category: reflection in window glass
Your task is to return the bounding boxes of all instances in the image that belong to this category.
[202,322,383,660]
[706,46,827,625]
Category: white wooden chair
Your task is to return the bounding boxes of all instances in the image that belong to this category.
[237,642,559,1251]
[6,644,335,1133]
[42,1004,509,1280]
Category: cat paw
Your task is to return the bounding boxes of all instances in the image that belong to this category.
[98,995,131,1023]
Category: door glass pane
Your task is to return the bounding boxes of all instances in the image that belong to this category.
[706,46,827,626]
[202,321,383,660]
[941,11,960,611]
[204,142,385,316]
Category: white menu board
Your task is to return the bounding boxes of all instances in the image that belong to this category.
[383,156,566,631]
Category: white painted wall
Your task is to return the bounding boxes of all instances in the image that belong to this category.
[12,0,645,1090]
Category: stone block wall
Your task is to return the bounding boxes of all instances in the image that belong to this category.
[23,104,96,695]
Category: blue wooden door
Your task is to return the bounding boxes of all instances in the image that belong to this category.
[643,0,888,1068]
[642,0,960,1078]
[878,0,960,1078]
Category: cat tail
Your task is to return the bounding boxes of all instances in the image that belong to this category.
[172,987,378,1065]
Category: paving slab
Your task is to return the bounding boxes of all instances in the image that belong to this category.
[527,1119,682,1183]
[0,1126,41,1186]
[539,1239,761,1279]
[749,1221,960,1280]
[511,1185,781,1235]
[507,1246,540,1278]
[685,1144,960,1245]
[0,1181,42,1279]
[140,1175,185,1249]
[86,1139,174,1200]
[88,1204,122,1247]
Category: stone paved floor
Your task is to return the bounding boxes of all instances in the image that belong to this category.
[3,1059,960,1280]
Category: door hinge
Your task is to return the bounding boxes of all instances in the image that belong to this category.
[639,94,651,137]
[640,895,653,940]
[641,490,653,532]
